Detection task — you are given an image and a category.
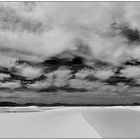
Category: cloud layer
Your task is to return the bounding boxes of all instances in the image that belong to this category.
[1,2,140,97]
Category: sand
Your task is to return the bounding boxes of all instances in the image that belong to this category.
[0,106,140,138]
[82,107,140,138]
[0,107,100,138]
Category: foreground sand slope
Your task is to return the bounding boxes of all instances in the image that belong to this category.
[0,107,140,138]
[0,107,100,138]
[82,107,140,138]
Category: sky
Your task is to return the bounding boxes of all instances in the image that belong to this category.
[1,2,140,96]
[0,2,139,61]
[0,2,140,64]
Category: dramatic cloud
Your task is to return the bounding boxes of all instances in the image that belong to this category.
[75,69,95,79]
[95,69,114,80]
[69,79,94,90]
[0,81,21,89]
[1,2,140,94]
[121,66,140,78]
[0,73,10,80]
[1,2,140,64]
[14,64,43,79]
[46,68,72,87]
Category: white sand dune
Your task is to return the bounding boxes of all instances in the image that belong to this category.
[0,107,140,138]
[82,107,140,138]
[0,107,100,138]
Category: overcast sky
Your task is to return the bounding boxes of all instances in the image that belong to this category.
[0,2,140,63]
[1,2,140,94]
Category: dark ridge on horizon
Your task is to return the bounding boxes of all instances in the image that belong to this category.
[0,101,140,107]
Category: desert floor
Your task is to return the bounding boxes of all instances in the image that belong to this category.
[0,106,139,138]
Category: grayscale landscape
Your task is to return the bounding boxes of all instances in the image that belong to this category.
[0,2,140,138]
